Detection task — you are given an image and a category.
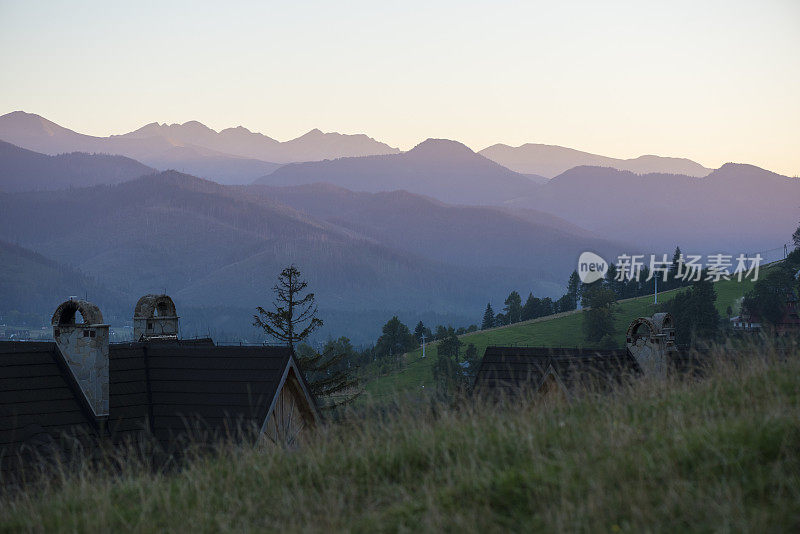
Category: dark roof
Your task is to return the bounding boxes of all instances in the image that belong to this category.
[0,342,97,477]
[107,342,296,448]
[473,346,640,398]
[1,339,317,480]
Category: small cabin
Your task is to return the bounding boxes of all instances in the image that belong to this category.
[472,313,681,400]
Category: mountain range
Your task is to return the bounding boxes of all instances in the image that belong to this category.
[511,163,799,253]
[0,112,398,185]
[0,111,717,185]
[253,138,799,253]
[255,139,544,205]
[1,111,797,342]
[0,140,153,192]
[0,171,621,342]
[479,143,712,178]
[118,121,400,163]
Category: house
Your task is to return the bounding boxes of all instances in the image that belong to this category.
[1,295,319,481]
[473,313,680,400]
[733,288,800,336]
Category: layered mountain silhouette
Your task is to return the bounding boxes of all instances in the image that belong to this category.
[479,143,712,178]
[255,139,545,205]
[0,111,399,185]
[0,140,153,192]
[119,122,400,163]
[0,240,124,317]
[0,170,621,342]
[513,164,800,253]
[246,182,625,284]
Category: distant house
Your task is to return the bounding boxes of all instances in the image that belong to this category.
[473,313,683,400]
[733,288,800,336]
[1,295,319,481]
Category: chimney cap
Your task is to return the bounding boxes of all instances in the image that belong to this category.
[134,294,178,319]
[52,299,104,326]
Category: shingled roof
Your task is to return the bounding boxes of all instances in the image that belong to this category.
[473,346,641,400]
[0,342,98,478]
[107,341,315,449]
[1,339,319,481]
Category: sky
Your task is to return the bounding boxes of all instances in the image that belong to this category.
[1,0,799,175]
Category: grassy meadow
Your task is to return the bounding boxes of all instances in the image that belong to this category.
[1,341,798,532]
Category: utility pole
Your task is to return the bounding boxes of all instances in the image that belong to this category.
[654,274,658,305]
[421,332,426,358]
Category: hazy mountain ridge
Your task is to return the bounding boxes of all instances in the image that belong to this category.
[515,163,800,253]
[0,240,125,318]
[0,111,400,185]
[116,121,400,163]
[255,138,545,205]
[0,170,604,341]
[0,140,154,192]
[479,142,712,178]
[0,112,282,185]
[246,182,627,284]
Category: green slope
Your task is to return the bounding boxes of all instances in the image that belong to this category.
[366,276,755,398]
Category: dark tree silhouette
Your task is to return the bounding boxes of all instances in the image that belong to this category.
[503,291,523,324]
[295,337,361,409]
[565,270,581,311]
[582,285,618,343]
[482,303,495,330]
[253,265,322,350]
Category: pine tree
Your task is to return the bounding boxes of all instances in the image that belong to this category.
[665,279,720,345]
[438,329,462,361]
[582,285,618,343]
[375,316,416,359]
[503,291,523,324]
[253,264,322,350]
[481,303,495,330]
[565,270,581,311]
[793,222,800,248]
[295,338,361,408]
[605,263,624,298]
[669,246,683,288]
[521,292,538,321]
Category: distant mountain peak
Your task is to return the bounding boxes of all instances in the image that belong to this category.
[297,128,324,139]
[407,138,475,157]
[0,110,66,137]
[178,120,215,132]
[479,142,712,178]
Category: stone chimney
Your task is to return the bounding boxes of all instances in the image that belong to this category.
[133,294,179,341]
[52,298,109,418]
[626,313,676,378]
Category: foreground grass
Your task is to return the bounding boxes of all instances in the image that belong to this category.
[2,345,798,532]
[367,276,754,397]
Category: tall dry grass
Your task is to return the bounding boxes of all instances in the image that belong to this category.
[1,339,799,532]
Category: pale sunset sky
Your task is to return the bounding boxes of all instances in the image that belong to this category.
[1,0,798,175]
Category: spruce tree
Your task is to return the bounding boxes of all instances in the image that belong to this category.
[669,246,683,288]
[793,222,800,248]
[566,270,581,310]
[481,303,495,330]
[503,291,523,324]
[521,292,537,321]
[253,264,322,350]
